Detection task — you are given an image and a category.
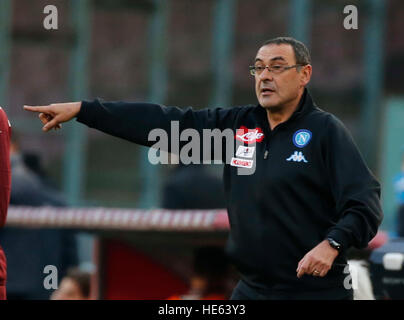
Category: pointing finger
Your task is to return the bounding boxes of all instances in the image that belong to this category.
[24,105,51,114]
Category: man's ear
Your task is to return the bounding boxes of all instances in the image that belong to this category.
[300,64,312,87]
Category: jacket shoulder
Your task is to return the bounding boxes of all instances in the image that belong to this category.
[309,107,347,132]
[215,104,257,120]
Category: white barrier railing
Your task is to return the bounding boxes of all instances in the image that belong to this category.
[5,206,230,231]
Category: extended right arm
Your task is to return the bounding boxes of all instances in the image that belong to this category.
[24,100,239,150]
[77,99,238,148]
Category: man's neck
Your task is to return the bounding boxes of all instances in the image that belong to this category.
[266,89,304,130]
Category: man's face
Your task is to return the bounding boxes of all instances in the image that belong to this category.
[254,44,311,109]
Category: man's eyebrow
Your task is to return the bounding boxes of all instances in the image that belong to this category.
[254,56,287,63]
[270,56,287,62]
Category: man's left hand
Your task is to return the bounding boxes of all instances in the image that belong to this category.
[296,240,339,278]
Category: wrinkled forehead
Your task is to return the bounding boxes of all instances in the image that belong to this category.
[255,44,296,65]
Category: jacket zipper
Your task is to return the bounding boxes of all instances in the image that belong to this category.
[260,90,307,160]
[263,122,287,160]
[261,117,271,160]
[263,129,271,160]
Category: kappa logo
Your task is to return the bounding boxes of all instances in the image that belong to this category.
[286,151,308,163]
[235,146,255,159]
[235,126,264,145]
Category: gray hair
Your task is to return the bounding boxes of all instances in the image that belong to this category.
[261,37,311,65]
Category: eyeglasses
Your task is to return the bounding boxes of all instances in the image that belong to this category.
[249,64,306,76]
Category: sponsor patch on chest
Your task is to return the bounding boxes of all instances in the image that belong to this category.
[235,126,264,144]
[235,146,255,158]
[230,157,254,168]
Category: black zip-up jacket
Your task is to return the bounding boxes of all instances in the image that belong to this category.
[77,89,383,296]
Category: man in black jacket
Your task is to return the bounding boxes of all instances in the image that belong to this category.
[24,37,383,300]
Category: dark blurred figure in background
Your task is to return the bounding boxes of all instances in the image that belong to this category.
[162,162,235,299]
[0,108,12,300]
[0,132,78,299]
[23,152,58,190]
[50,267,91,300]
[8,132,65,206]
[394,151,404,237]
[162,163,226,210]
[168,246,231,300]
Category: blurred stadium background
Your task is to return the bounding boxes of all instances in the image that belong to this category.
[0,0,403,299]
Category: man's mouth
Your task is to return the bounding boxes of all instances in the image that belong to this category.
[261,88,275,96]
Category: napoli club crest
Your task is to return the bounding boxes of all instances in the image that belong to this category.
[293,129,312,148]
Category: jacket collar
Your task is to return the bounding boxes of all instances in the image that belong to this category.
[255,88,316,130]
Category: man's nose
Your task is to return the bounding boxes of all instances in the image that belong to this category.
[259,67,274,81]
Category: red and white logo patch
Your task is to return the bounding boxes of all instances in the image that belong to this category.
[230,157,253,169]
[235,126,264,145]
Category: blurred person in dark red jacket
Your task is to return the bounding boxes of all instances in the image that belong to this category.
[0,131,77,299]
[0,107,11,300]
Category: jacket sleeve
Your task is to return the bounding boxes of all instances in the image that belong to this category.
[76,99,238,152]
[322,114,383,250]
[0,108,11,228]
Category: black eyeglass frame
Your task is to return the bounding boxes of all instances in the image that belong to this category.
[249,64,307,76]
